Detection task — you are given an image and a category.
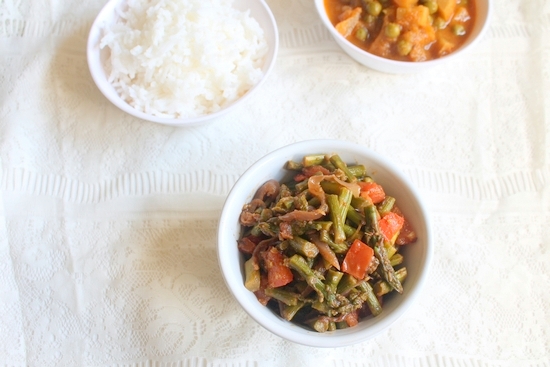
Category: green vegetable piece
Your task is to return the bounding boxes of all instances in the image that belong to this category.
[357,281,382,316]
[312,221,333,231]
[351,196,370,211]
[423,0,438,14]
[366,1,382,16]
[390,252,404,267]
[312,299,330,313]
[397,39,413,56]
[285,160,303,171]
[377,196,395,216]
[345,225,363,242]
[347,164,367,178]
[320,229,348,254]
[260,208,273,222]
[249,225,264,237]
[374,240,403,293]
[279,301,305,321]
[336,273,359,295]
[336,321,349,329]
[364,204,381,233]
[294,179,309,193]
[329,154,357,183]
[289,236,319,258]
[373,267,408,296]
[346,206,364,226]
[303,154,326,167]
[433,16,446,29]
[244,257,260,292]
[355,26,368,42]
[328,187,353,243]
[264,287,299,306]
[324,269,344,308]
[363,14,377,25]
[385,23,401,38]
[384,241,397,259]
[258,221,278,237]
[288,254,327,301]
[310,317,330,333]
[452,24,466,36]
[343,223,357,238]
[325,269,344,293]
[338,187,353,219]
[320,180,342,195]
[327,194,346,244]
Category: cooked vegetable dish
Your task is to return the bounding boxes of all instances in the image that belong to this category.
[325,0,476,61]
[238,153,417,332]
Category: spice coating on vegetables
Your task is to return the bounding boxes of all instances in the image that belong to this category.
[325,0,476,61]
[237,153,417,332]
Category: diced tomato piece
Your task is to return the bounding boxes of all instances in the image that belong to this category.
[263,247,293,288]
[358,182,386,204]
[278,222,294,240]
[293,173,308,182]
[378,212,405,243]
[341,239,374,280]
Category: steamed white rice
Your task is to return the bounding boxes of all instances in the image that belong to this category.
[100,0,268,119]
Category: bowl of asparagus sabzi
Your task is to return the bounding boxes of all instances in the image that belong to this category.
[217,140,432,347]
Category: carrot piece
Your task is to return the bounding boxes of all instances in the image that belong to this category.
[437,0,457,21]
[341,239,374,280]
[378,212,405,243]
[263,247,293,288]
[394,0,419,7]
[396,5,432,28]
[358,181,386,204]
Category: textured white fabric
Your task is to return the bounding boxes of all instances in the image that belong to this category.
[1,0,549,366]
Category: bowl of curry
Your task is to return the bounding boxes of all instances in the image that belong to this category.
[315,0,491,73]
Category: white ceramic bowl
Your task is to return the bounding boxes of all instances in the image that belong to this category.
[217,139,433,347]
[87,0,279,127]
[314,0,491,74]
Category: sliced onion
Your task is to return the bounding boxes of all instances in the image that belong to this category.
[327,175,361,197]
[278,209,325,222]
[309,233,340,270]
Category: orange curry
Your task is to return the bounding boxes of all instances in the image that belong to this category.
[325,0,476,61]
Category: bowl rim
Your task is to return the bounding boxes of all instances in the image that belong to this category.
[217,139,434,347]
[86,0,279,127]
[314,0,492,71]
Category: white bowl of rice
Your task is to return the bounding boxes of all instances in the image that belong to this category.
[87,0,278,127]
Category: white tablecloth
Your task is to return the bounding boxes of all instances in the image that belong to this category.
[1,0,549,366]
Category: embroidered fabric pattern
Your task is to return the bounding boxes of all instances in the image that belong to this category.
[0,0,549,366]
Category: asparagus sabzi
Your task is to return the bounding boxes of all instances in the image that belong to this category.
[237,153,418,332]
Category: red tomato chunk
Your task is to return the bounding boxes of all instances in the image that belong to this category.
[263,247,293,288]
[379,212,405,242]
[358,181,386,204]
[341,239,374,280]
